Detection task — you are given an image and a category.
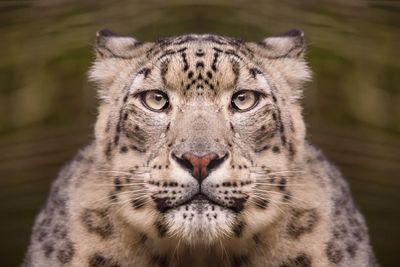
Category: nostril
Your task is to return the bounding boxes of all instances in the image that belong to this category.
[172,153,194,172]
[172,152,229,182]
[207,153,229,173]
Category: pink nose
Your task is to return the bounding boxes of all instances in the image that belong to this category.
[182,153,218,181]
[173,152,227,182]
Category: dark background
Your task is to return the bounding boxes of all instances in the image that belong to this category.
[0,0,399,266]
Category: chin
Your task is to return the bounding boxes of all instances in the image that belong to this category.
[163,199,238,245]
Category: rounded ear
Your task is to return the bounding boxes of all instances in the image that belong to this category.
[95,28,143,59]
[247,29,311,102]
[256,29,306,59]
[89,29,153,102]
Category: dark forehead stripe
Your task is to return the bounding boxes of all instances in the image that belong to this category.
[231,59,240,86]
[157,49,176,61]
[195,49,205,57]
[249,67,262,79]
[145,34,255,95]
[160,33,241,46]
[211,50,219,72]
[152,34,247,61]
[223,48,244,61]
[177,47,187,53]
[196,61,205,69]
[138,67,151,78]
[160,59,170,85]
[180,51,189,72]
[171,34,199,45]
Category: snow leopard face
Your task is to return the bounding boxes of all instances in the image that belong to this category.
[90,29,310,245]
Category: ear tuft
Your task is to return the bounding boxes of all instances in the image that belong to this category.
[96,29,120,48]
[94,29,141,59]
[97,28,121,38]
[257,29,306,59]
[90,30,149,102]
[280,28,304,38]
[247,30,311,102]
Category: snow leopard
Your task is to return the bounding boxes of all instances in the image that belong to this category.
[23,29,378,267]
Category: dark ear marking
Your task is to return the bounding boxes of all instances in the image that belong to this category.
[98,28,120,37]
[95,29,144,59]
[253,29,305,59]
[280,28,303,38]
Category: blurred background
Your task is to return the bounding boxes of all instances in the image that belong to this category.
[0,0,399,266]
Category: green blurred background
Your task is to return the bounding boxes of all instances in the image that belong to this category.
[0,0,399,266]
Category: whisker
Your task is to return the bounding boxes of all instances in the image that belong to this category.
[252,190,309,204]
[250,195,292,207]
[85,190,148,207]
[250,196,287,214]
[80,194,118,207]
[250,169,305,174]
[114,196,151,213]
[219,239,229,262]
[95,169,150,175]
[252,175,278,179]
[266,198,286,214]
[94,170,133,175]
[172,235,184,265]
[253,182,306,186]
[110,190,149,196]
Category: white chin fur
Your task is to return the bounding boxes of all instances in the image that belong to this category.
[163,202,237,245]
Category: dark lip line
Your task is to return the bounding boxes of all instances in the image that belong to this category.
[165,192,230,212]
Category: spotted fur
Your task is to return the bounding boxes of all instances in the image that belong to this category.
[23,29,377,267]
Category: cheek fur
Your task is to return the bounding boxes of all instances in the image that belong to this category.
[115,105,170,154]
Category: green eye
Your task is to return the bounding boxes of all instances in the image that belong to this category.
[140,90,169,111]
[231,90,260,111]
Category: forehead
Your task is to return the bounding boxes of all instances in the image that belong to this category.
[132,34,271,97]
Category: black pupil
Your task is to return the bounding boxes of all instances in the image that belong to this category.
[237,94,246,102]
[154,94,164,102]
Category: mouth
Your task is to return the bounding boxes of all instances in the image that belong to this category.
[188,193,217,204]
[154,193,225,213]
[163,192,244,214]
[177,193,221,209]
